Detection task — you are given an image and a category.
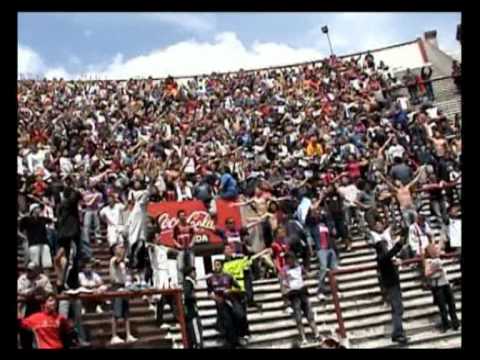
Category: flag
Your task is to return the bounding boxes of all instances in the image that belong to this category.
[321,26,329,34]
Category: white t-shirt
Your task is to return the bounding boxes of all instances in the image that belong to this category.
[79,271,103,288]
[387,145,406,162]
[397,96,409,111]
[100,203,126,227]
[59,157,74,176]
[448,219,461,248]
[109,258,127,286]
[149,244,170,271]
[370,227,394,250]
[17,156,25,175]
[338,184,360,205]
[284,266,304,291]
[426,107,439,119]
[408,222,432,254]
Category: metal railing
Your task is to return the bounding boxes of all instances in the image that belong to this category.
[18,288,189,348]
[328,251,461,339]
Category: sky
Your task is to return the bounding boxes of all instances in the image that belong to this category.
[18,12,461,80]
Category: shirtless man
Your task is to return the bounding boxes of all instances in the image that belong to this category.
[378,166,426,228]
[428,130,448,159]
[230,185,290,247]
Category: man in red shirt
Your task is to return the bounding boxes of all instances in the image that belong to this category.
[173,210,196,286]
[18,293,76,349]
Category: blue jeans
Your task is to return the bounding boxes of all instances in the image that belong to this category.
[81,210,99,261]
[317,249,338,294]
[220,188,238,200]
[387,284,405,339]
[46,228,58,258]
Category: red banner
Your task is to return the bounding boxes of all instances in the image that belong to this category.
[147,199,242,248]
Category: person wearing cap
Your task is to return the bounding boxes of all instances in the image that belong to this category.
[19,203,54,270]
[17,262,53,349]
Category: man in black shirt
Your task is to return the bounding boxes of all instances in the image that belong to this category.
[55,186,83,292]
[324,184,351,251]
[375,235,409,345]
[19,203,53,270]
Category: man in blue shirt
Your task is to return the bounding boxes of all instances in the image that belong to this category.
[219,166,239,200]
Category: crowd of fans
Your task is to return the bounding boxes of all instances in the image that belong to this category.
[17,51,462,349]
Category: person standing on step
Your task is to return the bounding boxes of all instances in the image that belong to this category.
[281,252,321,346]
[183,266,204,349]
[421,65,435,102]
[173,209,197,286]
[311,210,339,302]
[147,231,179,331]
[81,182,103,249]
[423,242,460,333]
[19,203,54,271]
[126,180,152,286]
[109,243,138,345]
[272,226,292,313]
[378,166,426,229]
[374,232,409,345]
[206,259,246,348]
[100,193,127,248]
[223,244,272,318]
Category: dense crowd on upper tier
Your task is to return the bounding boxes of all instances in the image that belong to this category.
[17,52,462,348]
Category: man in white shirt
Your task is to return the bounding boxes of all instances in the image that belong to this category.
[387,137,406,163]
[336,176,361,228]
[78,261,107,314]
[100,194,126,247]
[447,206,461,250]
[408,214,433,256]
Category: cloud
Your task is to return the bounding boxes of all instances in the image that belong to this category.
[18,43,71,79]
[18,44,45,76]
[143,13,216,33]
[18,32,325,80]
[70,13,216,34]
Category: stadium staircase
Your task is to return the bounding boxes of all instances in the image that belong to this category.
[17,77,462,349]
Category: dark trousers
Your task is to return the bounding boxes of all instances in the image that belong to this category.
[386,284,405,339]
[432,285,459,329]
[290,240,311,271]
[425,81,435,101]
[216,295,248,348]
[287,288,315,325]
[155,295,179,326]
[186,316,204,349]
[408,86,418,103]
[244,268,255,305]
